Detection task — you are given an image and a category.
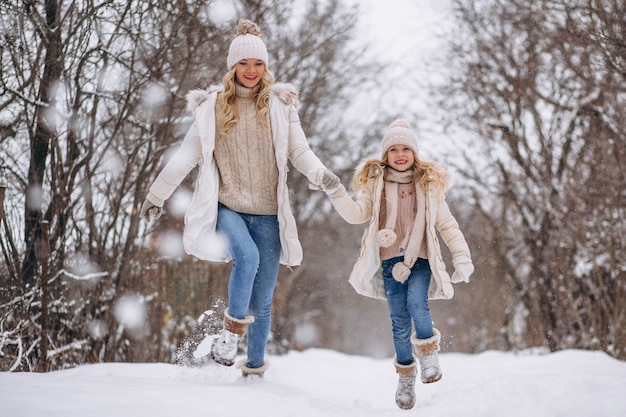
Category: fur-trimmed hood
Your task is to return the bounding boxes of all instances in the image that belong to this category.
[185,82,299,113]
[353,159,454,196]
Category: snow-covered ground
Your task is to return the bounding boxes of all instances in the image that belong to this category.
[1,348,624,416]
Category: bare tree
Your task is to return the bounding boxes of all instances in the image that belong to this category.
[1,0,237,370]
[434,0,626,358]
[0,0,392,370]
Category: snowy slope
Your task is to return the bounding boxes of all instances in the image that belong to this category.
[1,349,625,417]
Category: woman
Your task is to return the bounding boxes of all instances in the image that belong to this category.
[139,19,336,378]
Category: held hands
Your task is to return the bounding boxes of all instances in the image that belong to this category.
[321,169,340,193]
[307,168,341,194]
[139,198,163,221]
[451,255,474,283]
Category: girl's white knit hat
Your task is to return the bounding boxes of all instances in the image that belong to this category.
[381,119,419,158]
[227,19,269,69]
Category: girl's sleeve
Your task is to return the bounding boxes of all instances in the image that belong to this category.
[327,181,375,225]
[435,197,472,261]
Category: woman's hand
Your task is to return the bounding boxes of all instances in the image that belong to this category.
[139,199,163,221]
[307,168,341,194]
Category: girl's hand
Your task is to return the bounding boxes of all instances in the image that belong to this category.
[307,168,341,194]
[451,256,474,283]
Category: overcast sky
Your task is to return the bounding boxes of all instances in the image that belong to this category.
[354,0,459,160]
[356,0,453,61]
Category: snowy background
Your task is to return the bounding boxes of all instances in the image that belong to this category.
[2,1,625,415]
[1,348,625,416]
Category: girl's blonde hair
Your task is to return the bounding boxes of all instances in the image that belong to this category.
[353,153,449,195]
[216,67,275,137]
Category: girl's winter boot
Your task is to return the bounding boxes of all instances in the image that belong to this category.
[412,328,442,383]
[210,311,254,366]
[393,358,417,410]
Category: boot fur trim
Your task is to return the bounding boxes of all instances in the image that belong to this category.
[411,328,441,357]
[224,311,255,336]
[393,357,417,377]
[237,359,269,378]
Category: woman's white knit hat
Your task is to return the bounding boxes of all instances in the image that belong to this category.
[381,119,419,159]
[227,19,269,69]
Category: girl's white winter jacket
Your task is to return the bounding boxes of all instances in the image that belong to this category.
[148,83,326,267]
[328,164,472,300]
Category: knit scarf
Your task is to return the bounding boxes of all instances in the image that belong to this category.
[378,168,426,283]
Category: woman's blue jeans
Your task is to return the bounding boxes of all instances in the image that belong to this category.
[382,257,434,365]
[216,204,281,368]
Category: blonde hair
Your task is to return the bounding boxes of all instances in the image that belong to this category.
[353,153,449,195]
[216,67,275,137]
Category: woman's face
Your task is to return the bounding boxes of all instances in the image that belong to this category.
[235,59,265,88]
[386,145,415,172]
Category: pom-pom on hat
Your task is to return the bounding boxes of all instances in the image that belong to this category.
[381,119,419,159]
[227,19,269,69]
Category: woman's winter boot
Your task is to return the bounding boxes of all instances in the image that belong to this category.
[210,311,254,366]
[412,328,442,383]
[393,358,417,410]
[237,359,269,379]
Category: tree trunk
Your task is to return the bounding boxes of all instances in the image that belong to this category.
[22,0,63,286]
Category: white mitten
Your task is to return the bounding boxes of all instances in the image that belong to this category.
[307,168,340,194]
[320,169,340,194]
[139,194,163,221]
[392,262,411,283]
[451,256,474,283]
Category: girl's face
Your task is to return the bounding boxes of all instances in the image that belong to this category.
[235,59,265,88]
[386,145,415,172]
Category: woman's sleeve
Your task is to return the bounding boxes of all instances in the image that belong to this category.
[148,122,203,202]
[286,105,327,175]
[282,101,374,225]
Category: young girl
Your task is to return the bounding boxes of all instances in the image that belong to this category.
[139,19,334,378]
[311,119,474,409]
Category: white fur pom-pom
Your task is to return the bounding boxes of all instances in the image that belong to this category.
[392,262,411,283]
[377,229,397,248]
[236,19,262,36]
[389,119,411,130]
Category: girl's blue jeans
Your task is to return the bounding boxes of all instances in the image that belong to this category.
[382,256,434,365]
[216,203,281,368]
